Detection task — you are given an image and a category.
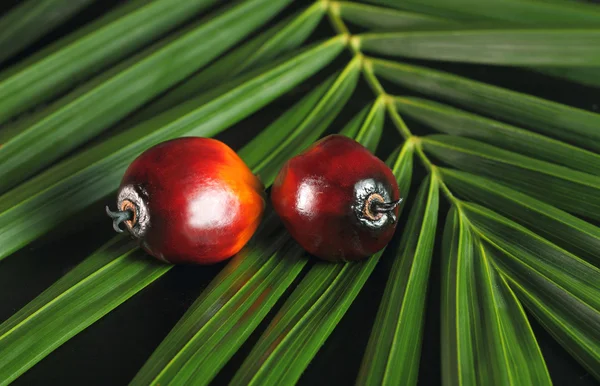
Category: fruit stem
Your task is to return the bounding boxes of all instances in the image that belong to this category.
[105,206,134,233]
[371,198,403,214]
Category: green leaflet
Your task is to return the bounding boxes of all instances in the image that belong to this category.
[421,135,600,221]
[357,173,439,386]
[131,58,361,386]
[130,225,307,386]
[0,0,294,193]
[333,1,452,31]
[231,138,414,386]
[441,206,551,386]
[463,203,600,318]
[0,0,95,64]
[357,29,600,66]
[369,58,600,152]
[536,67,600,88]
[247,56,362,185]
[0,50,348,381]
[395,97,600,176]
[460,203,600,379]
[362,0,600,25]
[0,237,169,386]
[239,74,338,170]
[0,36,346,261]
[0,0,220,123]
[0,17,196,146]
[343,97,386,153]
[233,252,384,386]
[126,2,326,125]
[440,168,600,267]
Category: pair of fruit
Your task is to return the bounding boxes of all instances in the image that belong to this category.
[106,135,401,264]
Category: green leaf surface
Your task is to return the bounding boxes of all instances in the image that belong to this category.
[0,0,293,193]
[421,135,600,221]
[127,3,326,125]
[231,139,414,386]
[395,96,600,176]
[0,19,195,147]
[357,173,438,386]
[460,203,600,379]
[248,56,362,185]
[536,67,600,88]
[239,73,337,170]
[370,58,600,152]
[0,0,220,123]
[441,206,551,386]
[0,61,352,379]
[0,37,345,261]
[363,0,600,25]
[358,30,600,66]
[131,226,307,386]
[462,202,600,313]
[348,97,386,153]
[440,168,600,267]
[232,254,383,386]
[0,0,95,64]
[0,237,169,386]
[334,1,452,31]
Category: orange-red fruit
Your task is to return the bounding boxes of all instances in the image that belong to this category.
[271,135,401,262]
[107,137,265,264]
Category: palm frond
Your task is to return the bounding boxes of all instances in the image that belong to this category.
[1,0,600,384]
[0,0,293,193]
[440,206,551,385]
[358,172,438,386]
[370,58,600,150]
[0,37,343,261]
[0,0,95,63]
[421,135,600,220]
[363,0,600,25]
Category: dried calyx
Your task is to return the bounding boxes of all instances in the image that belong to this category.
[363,193,402,223]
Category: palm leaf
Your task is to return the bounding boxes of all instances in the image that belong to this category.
[0,37,344,261]
[395,97,600,176]
[370,58,600,151]
[2,0,600,384]
[440,206,551,385]
[0,0,293,193]
[440,168,600,266]
[537,67,600,88]
[0,236,168,385]
[357,173,439,386]
[334,1,453,31]
[460,203,600,379]
[421,135,600,220]
[0,66,348,381]
[358,30,600,66]
[231,134,414,386]
[0,0,95,64]
[0,0,219,123]
[363,0,600,25]
[130,222,305,386]
[127,3,326,125]
[252,57,362,184]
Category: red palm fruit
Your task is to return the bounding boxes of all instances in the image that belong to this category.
[271,135,401,262]
[106,137,265,264]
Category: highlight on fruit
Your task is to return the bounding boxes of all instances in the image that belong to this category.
[271,134,401,262]
[106,137,265,265]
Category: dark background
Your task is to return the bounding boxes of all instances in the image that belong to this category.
[0,1,599,385]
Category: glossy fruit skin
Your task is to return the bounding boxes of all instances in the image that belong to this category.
[271,135,400,262]
[112,137,265,264]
